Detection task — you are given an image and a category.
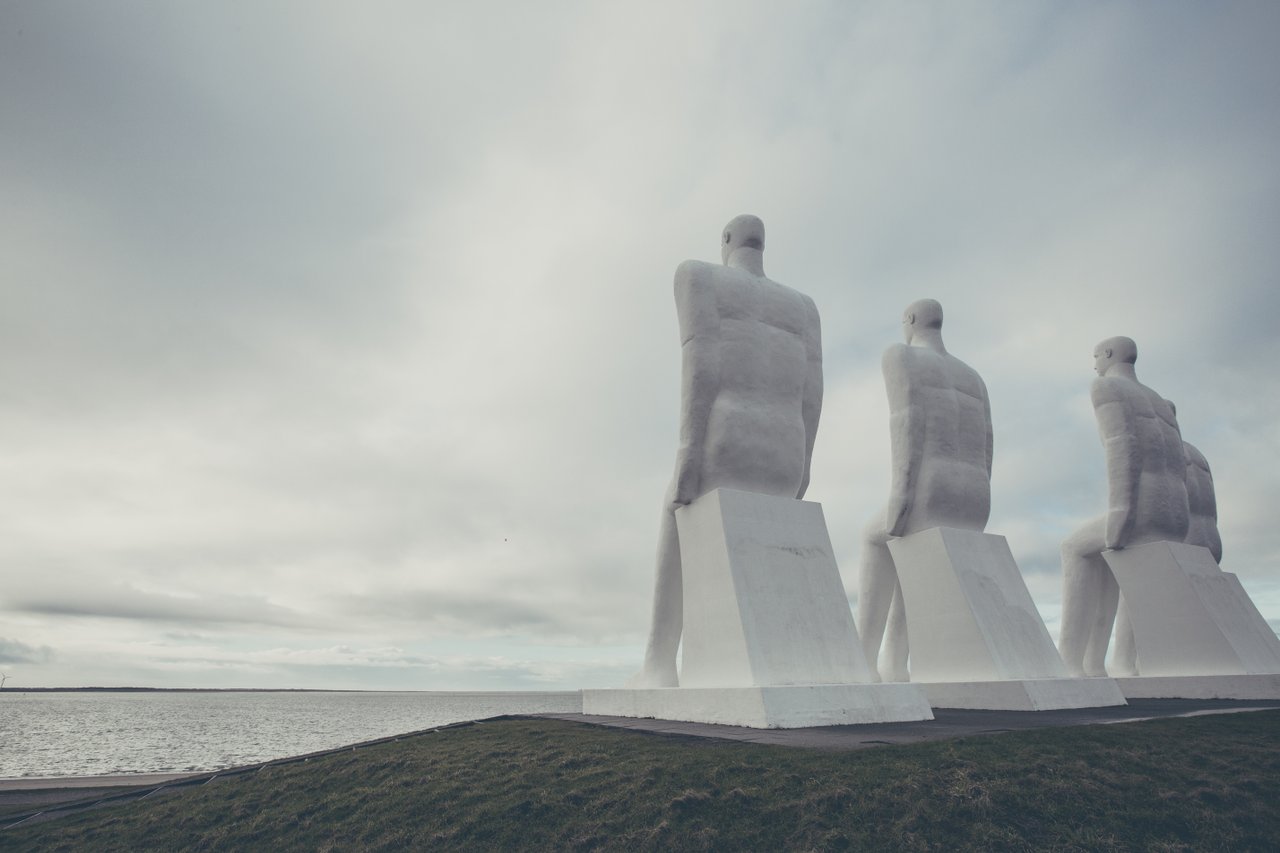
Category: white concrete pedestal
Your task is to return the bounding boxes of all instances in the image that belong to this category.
[581,683,933,728]
[1112,674,1280,700]
[585,489,932,728]
[1103,541,1280,698]
[889,527,1125,710]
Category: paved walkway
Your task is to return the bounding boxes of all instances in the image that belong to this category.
[535,698,1280,750]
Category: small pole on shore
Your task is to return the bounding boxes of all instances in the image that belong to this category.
[0,673,8,690]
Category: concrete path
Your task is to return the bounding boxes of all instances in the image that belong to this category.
[535,697,1280,750]
[0,772,200,792]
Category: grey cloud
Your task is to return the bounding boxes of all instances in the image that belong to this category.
[0,637,54,665]
[7,584,319,631]
[1,3,1278,686]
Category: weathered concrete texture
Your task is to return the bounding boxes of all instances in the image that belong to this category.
[632,215,823,690]
[890,528,1064,681]
[857,298,994,685]
[1104,541,1280,678]
[590,489,933,728]
[677,489,873,688]
[887,528,1124,710]
[1059,336,1189,678]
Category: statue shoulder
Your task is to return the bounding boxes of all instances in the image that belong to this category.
[882,344,922,389]
[795,289,820,330]
[674,259,717,290]
[881,342,912,370]
[943,352,985,388]
[673,261,723,310]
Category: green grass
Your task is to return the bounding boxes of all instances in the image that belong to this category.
[4,711,1279,851]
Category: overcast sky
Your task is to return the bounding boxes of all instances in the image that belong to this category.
[2,2,1278,690]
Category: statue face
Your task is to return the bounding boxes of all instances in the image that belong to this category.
[902,313,914,344]
[1093,347,1110,376]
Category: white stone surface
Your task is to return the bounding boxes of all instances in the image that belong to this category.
[677,488,874,688]
[887,527,1124,710]
[1217,572,1280,668]
[858,299,993,682]
[1059,336,1189,677]
[582,684,933,729]
[591,488,934,729]
[1103,541,1280,676]
[889,528,1068,682]
[632,215,824,688]
[1112,435,1228,676]
[922,678,1125,711]
[1113,674,1280,700]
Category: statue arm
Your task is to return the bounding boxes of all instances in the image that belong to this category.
[797,296,823,499]
[1093,380,1139,549]
[980,376,994,480]
[883,347,922,537]
[1200,454,1219,526]
[672,263,720,506]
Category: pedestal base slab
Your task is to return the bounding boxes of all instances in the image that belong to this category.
[583,683,933,729]
[921,677,1126,711]
[1113,674,1280,700]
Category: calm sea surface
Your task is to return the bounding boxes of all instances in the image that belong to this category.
[0,691,582,779]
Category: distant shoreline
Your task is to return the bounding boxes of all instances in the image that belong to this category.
[0,687,582,694]
[0,687,363,693]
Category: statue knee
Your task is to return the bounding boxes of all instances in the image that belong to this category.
[862,515,891,548]
[1061,520,1105,565]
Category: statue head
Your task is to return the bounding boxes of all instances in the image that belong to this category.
[1093,336,1137,376]
[721,215,765,266]
[902,298,943,345]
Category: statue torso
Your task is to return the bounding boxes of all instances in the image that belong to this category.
[676,260,816,498]
[886,344,992,534]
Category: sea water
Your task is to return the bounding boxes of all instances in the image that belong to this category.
[0,690,581,778]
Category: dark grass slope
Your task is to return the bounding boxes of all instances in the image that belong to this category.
[5,711,1279,851]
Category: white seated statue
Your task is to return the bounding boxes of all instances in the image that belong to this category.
[1111,433,1223,675]
[1059,336,1189,678]
[1111,427,1280,681]
[629,215,823,688]
[857,298,993,682]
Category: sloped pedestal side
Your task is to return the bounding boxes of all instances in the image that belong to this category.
[889,528,1125,709]
[596,489,933,728]
[1104,542,1280,677]
[676,489,874,688]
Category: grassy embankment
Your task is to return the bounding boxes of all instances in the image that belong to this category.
[4,711,1279,851]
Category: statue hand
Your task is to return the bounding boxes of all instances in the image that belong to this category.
[672,454,701,506]
[1105,508,1133,550]
[886,494,910,538]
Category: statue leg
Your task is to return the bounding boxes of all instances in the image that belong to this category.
[1084,568,1120,677]
[855,516,895,683]
[628,501,681,688]
[1111,594,1138,676]
[880,577,909,682]
[1058,517,1106,678]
